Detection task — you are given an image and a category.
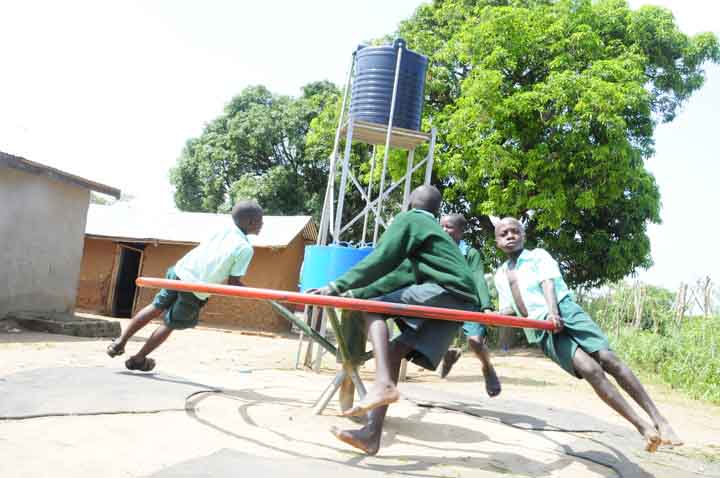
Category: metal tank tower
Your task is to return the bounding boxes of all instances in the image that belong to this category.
[297,38,436,373]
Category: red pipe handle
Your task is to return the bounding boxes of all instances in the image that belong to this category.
[136,277,556,331]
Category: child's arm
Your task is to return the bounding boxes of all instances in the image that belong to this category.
[540,279,563,332]
[331,214,421,293]
[494,269,517,317]
[228,246,253,288]
[349,260,414,299]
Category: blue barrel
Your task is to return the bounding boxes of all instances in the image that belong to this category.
[299,245,374,292]
[350,38,428,131]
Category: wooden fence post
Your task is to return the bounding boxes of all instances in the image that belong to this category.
[675,282,687,324]
[633,281,645,328]
[702,276,713,317]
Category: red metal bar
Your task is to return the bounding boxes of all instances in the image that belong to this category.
[136,277,556,331]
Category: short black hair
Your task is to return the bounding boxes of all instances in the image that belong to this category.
[443,213,467,230]
[231,200,263,228]
[409,185,442,215]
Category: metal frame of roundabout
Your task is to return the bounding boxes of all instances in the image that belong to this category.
[137,39,556,417]
[135,278,556,415]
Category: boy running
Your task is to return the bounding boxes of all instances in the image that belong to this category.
[106,200,263,371]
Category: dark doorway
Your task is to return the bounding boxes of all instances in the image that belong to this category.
[112,244,145,317]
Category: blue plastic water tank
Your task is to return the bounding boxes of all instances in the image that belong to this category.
[350,38,428,131]
[299,245,375,292]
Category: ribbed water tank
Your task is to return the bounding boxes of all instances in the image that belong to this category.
[349,38,428,131]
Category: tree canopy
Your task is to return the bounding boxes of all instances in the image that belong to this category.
[386,0,718,286]
[170,81,340,215]
[170,0,718,287]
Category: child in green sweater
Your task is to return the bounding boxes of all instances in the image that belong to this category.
[312,185,479,455]
[438,214,501,397]
[352,213,502,397]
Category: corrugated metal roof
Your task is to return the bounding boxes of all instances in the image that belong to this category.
[301,220,318,243]
[85,204,316,248]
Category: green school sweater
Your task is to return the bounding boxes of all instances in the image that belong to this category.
[465,247,492,310]
[351,245,492,310]
[331,210,478,304]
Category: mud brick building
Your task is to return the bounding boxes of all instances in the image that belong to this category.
[77,204,316,333]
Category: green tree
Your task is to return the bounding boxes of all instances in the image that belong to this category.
[221,165,321,216]
[170,81,340,216]
[385,0,718,286]
[90,192,135,205]
[580,281,676,334]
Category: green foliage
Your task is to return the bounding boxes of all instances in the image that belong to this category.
[579,283,720,404]
[90,192,135,205]
[612,317,720,404]
[222,166,322,216]
[170,81,340,216]
[384,0,719,287]
[171,0,719,285]
[304,92,393,240]
[90,192,114,205]
[583,281,676,334]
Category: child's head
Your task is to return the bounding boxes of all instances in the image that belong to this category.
[440,214,466,243]
[408,185,442,216]
[231,200,264,235]
[494,217,524,254]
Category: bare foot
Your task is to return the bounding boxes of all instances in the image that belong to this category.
[483,365,501,397]
[341,384,399,417]
[640,425,662,452]
[656,421,683,446]
[440,348,462,379]
[348,415,368,424]
[330,426,380,455]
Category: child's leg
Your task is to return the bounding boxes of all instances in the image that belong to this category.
[467,335,501,397]
[342,313,401,417]
[572,347,661,452]
[332,339,413,455]
[112,270,178,353]
[114,303,165,349]
[129,324,173,362]
[440,324,469,379]
[440,347,462,378]
[594,349,682,445]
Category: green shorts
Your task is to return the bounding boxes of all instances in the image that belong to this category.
[540,297,610,378]
[462,321,487,338]
[152,267,208,330]
[373,283,476,371]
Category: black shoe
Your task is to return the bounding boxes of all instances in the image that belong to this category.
[106,341,125,358]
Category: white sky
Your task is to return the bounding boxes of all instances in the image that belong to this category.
[1,0,717,289]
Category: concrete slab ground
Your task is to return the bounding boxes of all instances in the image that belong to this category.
[1,317,718,477]
[5,311,120,338]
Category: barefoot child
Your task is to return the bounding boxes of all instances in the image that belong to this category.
[312,185,480,455]
[351,213,502,397]
[106,200,263,371]
[438,214,501,397]
[493,217,681,451]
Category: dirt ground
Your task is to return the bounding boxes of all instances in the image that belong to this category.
[1,315,719,477]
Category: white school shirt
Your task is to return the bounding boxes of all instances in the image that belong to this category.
[494,248,571,321]
[174,225,253,300]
